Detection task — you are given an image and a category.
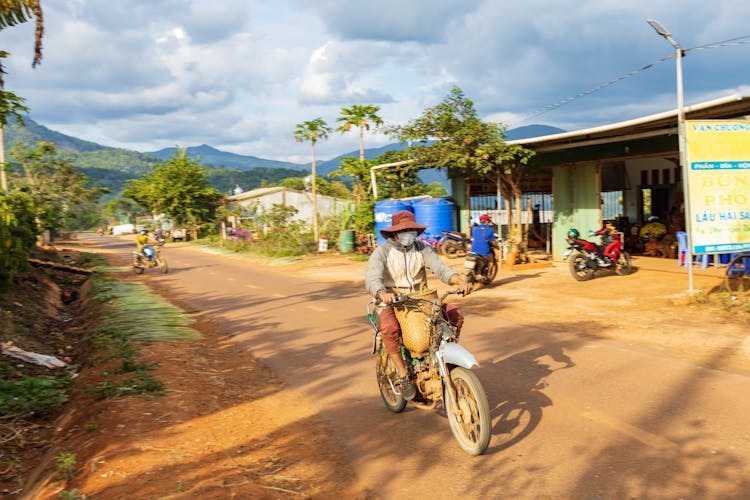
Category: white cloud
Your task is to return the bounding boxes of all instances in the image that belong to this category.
[1,0,748,162]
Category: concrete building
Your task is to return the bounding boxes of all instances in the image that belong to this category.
[448,94,750,260]
[227,186,353,229]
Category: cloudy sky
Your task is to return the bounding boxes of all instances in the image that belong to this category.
[2,0,749,164]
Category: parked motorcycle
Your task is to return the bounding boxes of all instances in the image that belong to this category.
[133,245,168,274]
[368,289,491,455]
[563,228,632,281]
[464,248,498,285]
[440,230,471,258]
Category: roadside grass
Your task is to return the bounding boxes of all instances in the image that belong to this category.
[690,288,750,316]
[0,249,200,488]
[84,275,200,399]
[201,235,371,264]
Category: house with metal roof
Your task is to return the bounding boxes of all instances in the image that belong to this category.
[449,94,750,260]
[227,186,352,231]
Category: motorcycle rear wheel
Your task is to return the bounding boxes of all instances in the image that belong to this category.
[569,252,594,281]
[133,256,145,274]
[444,366,491,456]
[482,258,498,285]
[723,254,750,294]
[443,240,465,258]
[615,251,632,276]
[157,258,169,273]
[375,342,407,413]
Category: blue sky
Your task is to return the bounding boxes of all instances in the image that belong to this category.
[2,0,749,163]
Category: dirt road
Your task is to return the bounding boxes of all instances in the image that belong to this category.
[30,235,750,498]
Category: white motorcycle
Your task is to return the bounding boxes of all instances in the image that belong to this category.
[367,289,491,455]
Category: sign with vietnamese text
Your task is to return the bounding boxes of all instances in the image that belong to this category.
[685,120,750,254]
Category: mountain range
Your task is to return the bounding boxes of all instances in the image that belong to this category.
[3,118,564,194]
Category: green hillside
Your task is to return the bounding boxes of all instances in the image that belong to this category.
[3,117,309,196]
[150,144,305,171]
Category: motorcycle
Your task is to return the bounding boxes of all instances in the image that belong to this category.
[464,246,499,285]
[132,244,168,274]
[563,228,632,281]
[439,230,471,258]
[368,289,491,455]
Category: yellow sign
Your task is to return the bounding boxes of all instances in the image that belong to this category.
[685,120,750,253]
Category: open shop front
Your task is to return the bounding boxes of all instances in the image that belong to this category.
[470,94,750,261]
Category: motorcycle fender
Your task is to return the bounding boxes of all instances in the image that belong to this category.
[441,343,479,369]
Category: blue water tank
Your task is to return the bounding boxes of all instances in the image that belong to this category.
[412,198,456,242]
[374,199,413,244]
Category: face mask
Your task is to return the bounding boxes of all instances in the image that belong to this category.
[396,231,418,247]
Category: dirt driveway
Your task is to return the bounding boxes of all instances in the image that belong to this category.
[22,236,750,498]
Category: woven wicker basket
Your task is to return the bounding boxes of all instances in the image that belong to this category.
[393,288,437,354]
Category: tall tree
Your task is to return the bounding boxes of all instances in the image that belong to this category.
[294,117,331,241]
[0,83,28,191]
[11,141,104,236]
[0,0,44,192]
[122,148,223,226]
[336,105,383,204]
[0,0,44,83]
[389,86,534,256]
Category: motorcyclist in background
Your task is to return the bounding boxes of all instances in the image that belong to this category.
[595,221,618,266]
[135,229,156,257]
[469,214,498,279]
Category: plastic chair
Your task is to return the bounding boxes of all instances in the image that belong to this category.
[675,231,709,268]
[728,253,750,275]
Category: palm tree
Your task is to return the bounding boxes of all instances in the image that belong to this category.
[0,1,44,82]
[294,117,332,241]
[0,0,44,192]
[336,105,383,204]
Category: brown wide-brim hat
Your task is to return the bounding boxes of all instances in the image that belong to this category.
[380,210,427,239]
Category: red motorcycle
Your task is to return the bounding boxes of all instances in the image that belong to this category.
[563,227,632,281]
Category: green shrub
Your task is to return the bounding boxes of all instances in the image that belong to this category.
[0,191,38,293]
[0,376,71,416]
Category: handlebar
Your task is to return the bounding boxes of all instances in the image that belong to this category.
[382,288,464,307]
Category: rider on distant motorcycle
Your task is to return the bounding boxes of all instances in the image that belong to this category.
[469,214,498,279]
[595,221,618,265]
[365,210,472,401]
[135,229,157,258]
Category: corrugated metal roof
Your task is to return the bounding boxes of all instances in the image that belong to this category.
[227,186,288,201]
[509,94,750,152]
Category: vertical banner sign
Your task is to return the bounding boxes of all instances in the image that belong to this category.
[685,120,750,254]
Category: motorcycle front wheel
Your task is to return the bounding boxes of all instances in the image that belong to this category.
[615,251,632,276]
[569,252,594,281]
[375,341,407,413]
[157,258,169,273]
[444,366,491,456]
[443,240,464,258]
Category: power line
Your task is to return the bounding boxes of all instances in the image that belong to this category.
[509,55,674,126]
[509,33,750,127]
[687,34,750,52]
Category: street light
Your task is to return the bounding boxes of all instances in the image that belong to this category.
[647,19,695,293]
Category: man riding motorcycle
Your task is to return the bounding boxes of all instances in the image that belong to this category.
[595,221,618,266]
[365,210,472,401]
[135,229,157,258]
[469,214,498,279]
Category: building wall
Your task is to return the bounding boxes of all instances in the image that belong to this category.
[552,163,600,260]
[231,189,351,229]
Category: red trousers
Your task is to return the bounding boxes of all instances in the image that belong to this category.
[378,304,464,355]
